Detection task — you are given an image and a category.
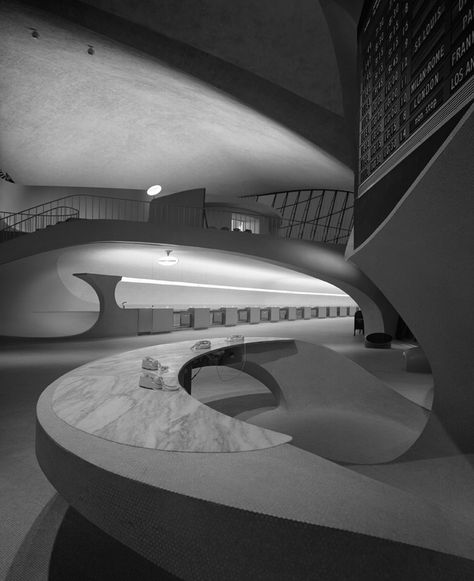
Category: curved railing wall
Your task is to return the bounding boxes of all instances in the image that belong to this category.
[0,188,354,246]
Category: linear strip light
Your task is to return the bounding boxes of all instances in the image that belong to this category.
[121,277,348,297]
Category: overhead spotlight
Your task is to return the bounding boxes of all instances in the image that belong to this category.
[28,27,39,38]
[158,250,178,266]
[147,184,162,196]
[87,44,95,55]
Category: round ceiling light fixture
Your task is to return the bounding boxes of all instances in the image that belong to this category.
[147,184,162,196]
[158,250,178,266]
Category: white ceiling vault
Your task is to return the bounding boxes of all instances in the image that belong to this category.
[0,0,355,197]
[61,242,355,309]
[57,243,350,300]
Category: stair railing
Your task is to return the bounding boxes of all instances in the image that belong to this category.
[0,206,79,242]
[0,194,151,233]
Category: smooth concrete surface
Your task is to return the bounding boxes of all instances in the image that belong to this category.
[79,0,344,114]
[50,338,292,452]
[0,1,353,194]
[148,189,205,228]
[320,0,359,150]
[239,340,427,464]
[349,105,474,454]
[73,273,138,337]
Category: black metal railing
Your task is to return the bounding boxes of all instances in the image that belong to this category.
[0,194,151,242]
[0,188,354,246]
[0,194,150,229]
[0,206,79,242]
[240,188,354,245]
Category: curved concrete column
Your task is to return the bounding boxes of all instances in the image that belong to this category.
[349,106,474,454]
[73,273,138,337]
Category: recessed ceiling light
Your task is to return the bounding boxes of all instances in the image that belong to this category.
[147,184,162,196]
[157,250,178,266]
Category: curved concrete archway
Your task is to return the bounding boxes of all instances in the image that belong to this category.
[0,220,396,338]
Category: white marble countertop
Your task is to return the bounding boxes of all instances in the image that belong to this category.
[52,337,293,452]
[38,338,474,561]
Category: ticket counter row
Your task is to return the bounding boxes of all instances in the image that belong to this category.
[137,306,358,334]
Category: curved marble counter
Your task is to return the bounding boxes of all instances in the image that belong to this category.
[51,338,292,452]
[36,338,474,580]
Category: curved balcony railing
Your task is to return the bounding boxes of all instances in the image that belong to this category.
[240,188,354,245]
[0,188,354,246]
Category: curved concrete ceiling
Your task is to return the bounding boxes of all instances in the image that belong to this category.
[0,1,354,195]
[79,0,344,114]
[56,242,351,305]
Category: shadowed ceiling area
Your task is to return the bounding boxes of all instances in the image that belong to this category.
[78,0,344,114]
[0,0,354,196]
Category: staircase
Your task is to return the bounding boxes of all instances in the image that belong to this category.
[0,207,80,242]
[0,194,151,243]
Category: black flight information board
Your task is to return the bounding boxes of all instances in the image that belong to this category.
[358,0,474,188]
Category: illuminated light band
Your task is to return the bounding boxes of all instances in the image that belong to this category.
[121,277,348,297]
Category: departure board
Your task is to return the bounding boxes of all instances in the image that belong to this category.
[358,0,474,189]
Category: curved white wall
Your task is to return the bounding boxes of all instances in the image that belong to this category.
[0,252,98,337]
[0,242,355,337]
